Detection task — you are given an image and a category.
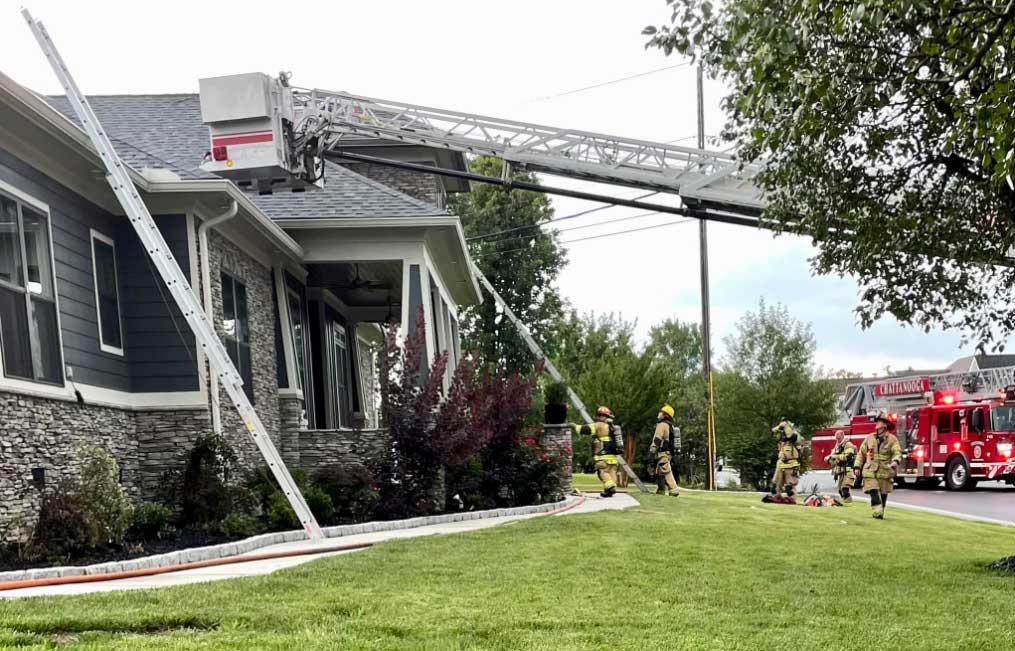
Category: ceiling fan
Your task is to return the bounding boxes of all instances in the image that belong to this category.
[332,264,391,291]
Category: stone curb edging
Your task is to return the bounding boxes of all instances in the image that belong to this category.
[0,497,577,585]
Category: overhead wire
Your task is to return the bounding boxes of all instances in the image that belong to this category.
[466,190,663,243]
[528,62,691,102]
[473,217,696,257]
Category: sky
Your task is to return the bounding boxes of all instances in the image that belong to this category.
[1,0,977,375]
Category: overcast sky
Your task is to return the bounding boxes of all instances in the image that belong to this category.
[3,0,979,375]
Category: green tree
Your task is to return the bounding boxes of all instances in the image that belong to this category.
[714,301,838,489]
[646,319,711,485]
[451,156,567,372]
[553,312,675,475]
[646,1,1015,349]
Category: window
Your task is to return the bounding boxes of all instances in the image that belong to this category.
[952,411,962,433]
[936,411,951,434]
[90,230,123,354]
[221,272,253,403]
[0,193,62,384]
[992,406,1015,432]
[287,289,309,395]
[327,320,351,428]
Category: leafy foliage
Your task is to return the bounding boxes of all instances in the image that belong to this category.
[453,156,568,371]
[220,513,264,539]
[714,301,838,488]
[24,479,97,561]
[312,465,380,524]
[172,435,243,527]
[375,311,453,517]
[128,503,174,542]
[76,442,133,546]
[646,0,1015,349]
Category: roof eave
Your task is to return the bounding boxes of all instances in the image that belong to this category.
[145,179,305,261]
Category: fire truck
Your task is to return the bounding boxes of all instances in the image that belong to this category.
[812,369,1015,490]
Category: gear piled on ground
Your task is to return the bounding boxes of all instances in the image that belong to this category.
[985,556,1015,574]
[760,494,797,505]
[803,493,844,507]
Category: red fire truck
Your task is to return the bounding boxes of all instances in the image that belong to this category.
[813,389,1015,490]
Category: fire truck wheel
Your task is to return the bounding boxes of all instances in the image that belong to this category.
[945,456,975,491]
[894,477,911,489]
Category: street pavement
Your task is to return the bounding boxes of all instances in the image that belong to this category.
[799,471,1015,524]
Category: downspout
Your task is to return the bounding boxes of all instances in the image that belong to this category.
[198,200,238,435]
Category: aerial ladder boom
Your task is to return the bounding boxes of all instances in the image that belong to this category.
[24,13,325,541]
[471,264,649,493]
[197,73,766,217]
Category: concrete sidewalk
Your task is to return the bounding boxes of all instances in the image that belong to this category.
[1,493,636,599]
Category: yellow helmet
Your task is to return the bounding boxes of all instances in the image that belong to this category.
[661,405,675,419]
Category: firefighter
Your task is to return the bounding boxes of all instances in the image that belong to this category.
[647,404,681,497]
[854,413,902,519]
[586,406,623,498]
[770,419,802,501]
[824,430,856,503]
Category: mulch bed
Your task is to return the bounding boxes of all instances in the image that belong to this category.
[985,556,1015,574]
[0,530,244,573]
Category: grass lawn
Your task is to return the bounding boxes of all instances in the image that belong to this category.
[2,490,1014,650]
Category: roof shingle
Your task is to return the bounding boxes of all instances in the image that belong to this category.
[46,94,448,220]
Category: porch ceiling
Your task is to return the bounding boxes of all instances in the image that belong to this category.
[308,261,403,310]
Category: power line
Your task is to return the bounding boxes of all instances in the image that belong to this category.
[474,217,695,256]
[471,209,665,250]
[466,190,662,242]
[529,62,691,102]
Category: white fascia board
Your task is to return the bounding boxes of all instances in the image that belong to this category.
[0,71,154,192]
[146,180,304,262]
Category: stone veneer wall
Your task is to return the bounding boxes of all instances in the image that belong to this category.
[0,391,219,538]
[339,162,446,209]
[0,392,139,540]
[133,409,211,500]
[203,230,281,468]
[284,428,390,478]
[542,423,574,495]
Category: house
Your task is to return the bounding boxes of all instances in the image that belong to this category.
[0,70,481,537]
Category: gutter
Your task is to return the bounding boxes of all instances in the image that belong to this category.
[146,180,304,262]
[198,200,238,434]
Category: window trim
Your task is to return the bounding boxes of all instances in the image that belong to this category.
[0,180,65,386]
[89,228,125,356]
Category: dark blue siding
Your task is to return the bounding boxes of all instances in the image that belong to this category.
[0,148,128,390]
[0,148,198,393]
[117,214,199,392]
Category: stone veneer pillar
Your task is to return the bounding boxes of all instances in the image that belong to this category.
[541,423,574,495]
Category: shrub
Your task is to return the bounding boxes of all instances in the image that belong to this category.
[128,502,173,541]
[220,513,264,539]
[25,479,97,561]
[313,465,380,523]
[76,442,133,545]
[245,464,308,515]
[265,486,334,531]
[173,435,241,527]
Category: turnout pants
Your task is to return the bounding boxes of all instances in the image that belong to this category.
[653,458,679,495]
[771,467,800,496]
[596,460,618,491]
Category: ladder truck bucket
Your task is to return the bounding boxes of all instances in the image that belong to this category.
[198,73,321,193]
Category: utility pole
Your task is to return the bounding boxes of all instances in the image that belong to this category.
[697,65,717,491]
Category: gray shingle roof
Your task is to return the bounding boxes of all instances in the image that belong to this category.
[45,94,448,220]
